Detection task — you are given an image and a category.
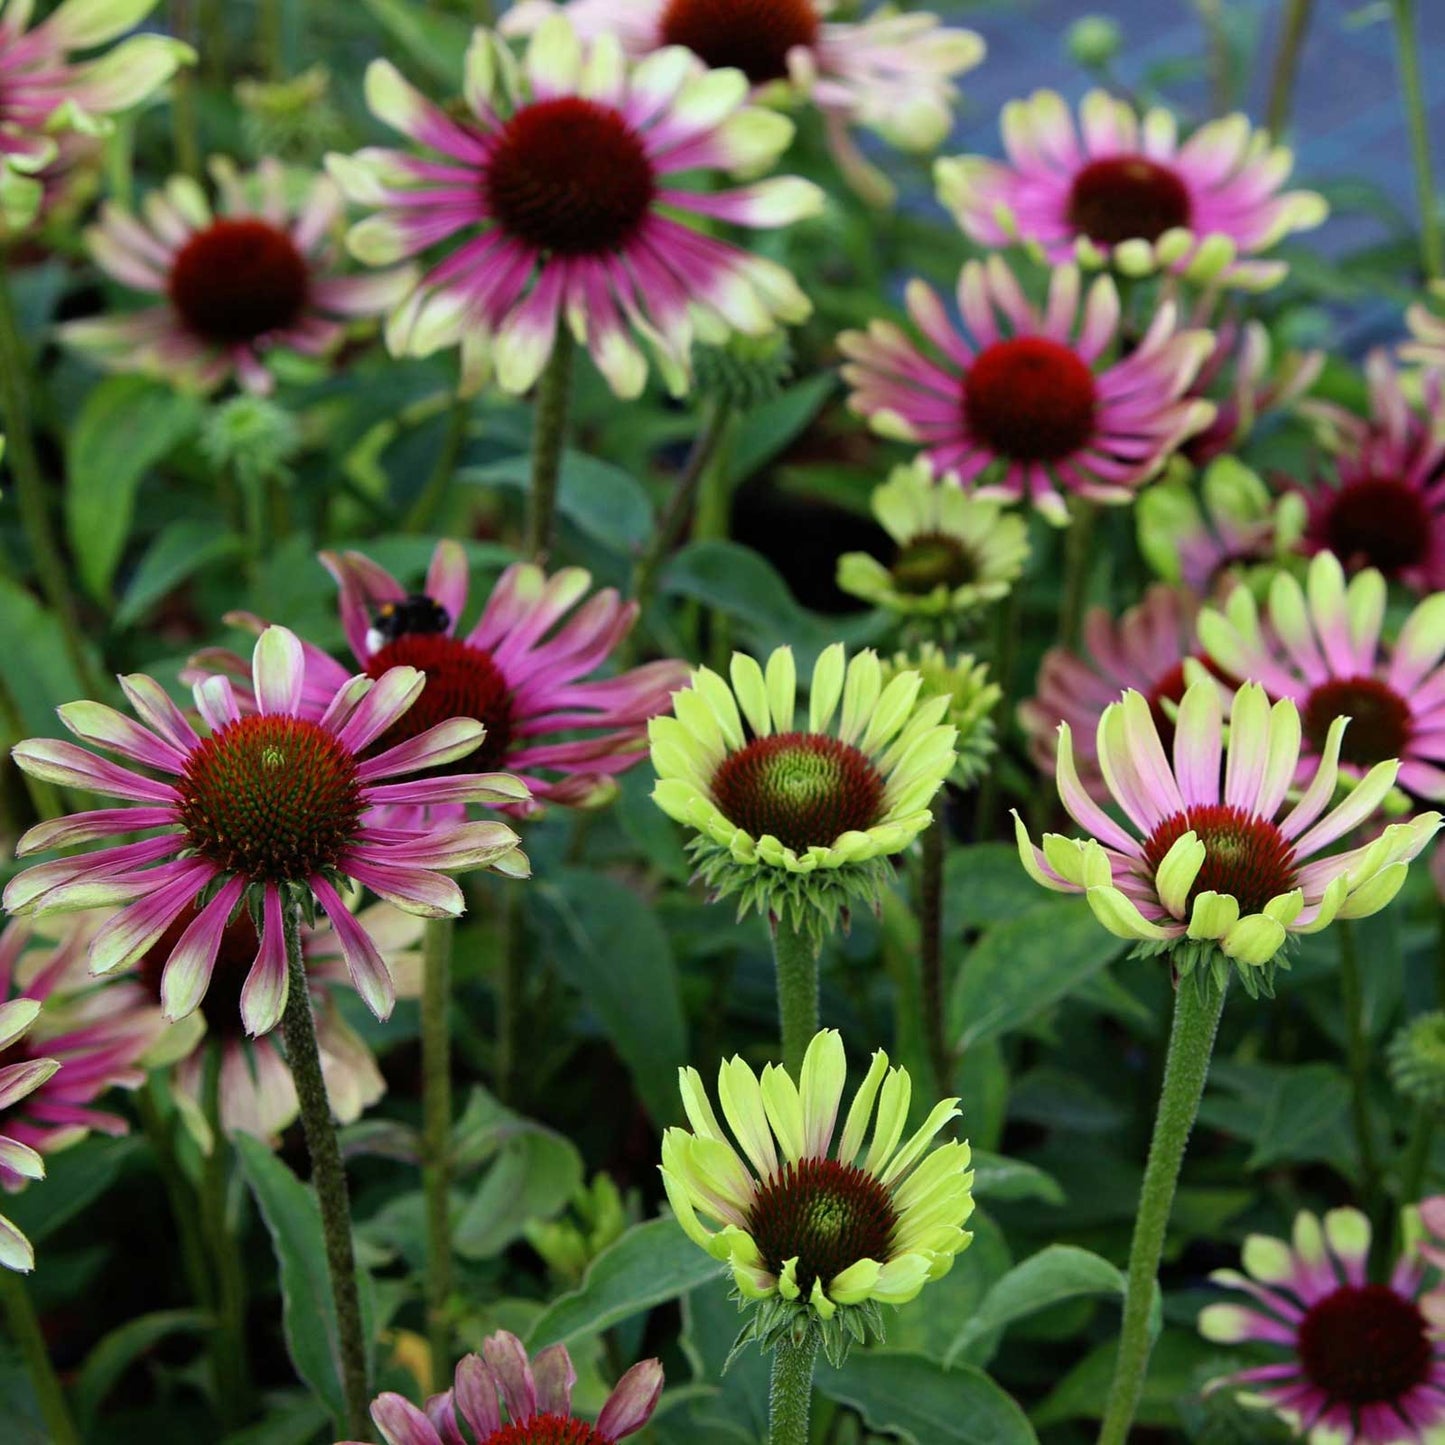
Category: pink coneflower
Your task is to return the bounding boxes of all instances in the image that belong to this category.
[326,16,821,398]
[136,902,421,1141]
[344,1329,662,1445]
[499,0,984,204]
[1197,551,1445,801]
[838,257,1215,523]
[0,914,164,1184]
[1201,1205,1445,1443]
[3,627,529,1032]
[1019,584,1202,802]
[1297,352,1445,594]
[59,157,417,394]
[936,89,1327,289]
[0,999,57,1271]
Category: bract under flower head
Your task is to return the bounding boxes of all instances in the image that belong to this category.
[649,644,957,945]
[661,1029,973,1365]
[327,17,823,399]
[4,626,529,1036]
[1016,679,1441,994]
[0,998,57,1271]
[936,89,1327,290]
[838,256,1214,524]
[836,460,1029,626]
[882,645,999,788]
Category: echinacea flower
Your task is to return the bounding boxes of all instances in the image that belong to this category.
[136,902,421,1142]
[327,17,822,399]
[1296,352,1445,594]
[1015,678,1441,992]
[342,1329,662,1445]
[1137,456,1306,601]
[661,1028,974,1362]
[0,914,165,1181]
[1200,1206,1445,1443]
[0,998,57,1271]
[60,157,416,394]
[935,90,1327,289]
[838,257,1215,524]
[1196,551,1445,801]
[1019,583,1202,802]
[500,0,984,205]
[0,0,192,228]
[1401,279,1445,375]
[649,644,956,943]
[883,644,999,788]
[3,626,529,1033]
[835,460,1029,625]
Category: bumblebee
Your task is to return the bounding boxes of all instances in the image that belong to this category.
[366,593,451,653]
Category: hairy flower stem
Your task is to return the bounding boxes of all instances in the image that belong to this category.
[1401,1104,1435,1206]
[772,918,819,1076]
[280,901,371,1440]
[1339,919,1383,1205]
[0,256,97,698]
[0,1269,78,1445]
[168,0,201,177]
[768,1329,819,1445]
[495,881,526,1106]
[1059,499,1096,651]
[525,328,576,562]
[1097,977,1226,1445]
[405,394,471,535]
[1265,0,1315,136]
[420,915,455,1379]
[136,1084,214,1314]
[1392,0,1442,281]
[973,586,1022,839]
[918,814,952,1096]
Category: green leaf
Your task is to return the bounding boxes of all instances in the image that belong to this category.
[727,374,834,485]
[453,1118,583,1260]
[115,519,243,629]
[944,843,1059,930]
[233,1134,377,1427]
[947,899,1125,1050]
[74,1309,210,1427]
[65,375,201,603]
[1033,1329,1217,1429]
[358,0,472,86]
[969,1151,1065,1205]
[220,1394,331,1445]
[2,1136,141,1246]
[527,1217,723,1350]
[530,868,688,1123]
[0,574,97,737]
[814,1351,1038,1445]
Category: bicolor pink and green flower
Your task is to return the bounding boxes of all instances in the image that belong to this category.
[935,90,1327,289]
[327,16,822,398]
[838,256,1214,524]
[0,998,57,1270]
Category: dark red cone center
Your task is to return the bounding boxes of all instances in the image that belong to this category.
[1321,476,1433,576]
[1066,154,1193,247]
[963,337,1098,463]
[891,533,976,595]
[482,1414,608,1445]
[1302,676,1412,770]
[169,218,311,345]
[659,0,820,84]
[1141,803,1297,916]
[710,731,885,853]
[1297,1283,1431,1405]
[746,1156,898,1300]
[484,96,655,255]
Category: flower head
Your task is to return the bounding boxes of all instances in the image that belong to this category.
[883,645,999,788]
[836,460,1029,626]
[4,627,529,1034]
[1016,679,1440,993]
[342,1330,662,1445]
[60,157,415,394]
[1200,1206,1445,1443]
[649,644,956,944]
[936,90,1327,289]
[661,1029,974,1363]
[1196,551,1445,802]
[838,257,1214,524]
[500,0,984,205]
[327,17,822,399]
[0,999,57,1271]
[1388,1012,1445,1112]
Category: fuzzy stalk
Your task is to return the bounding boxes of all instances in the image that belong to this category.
[495,881,526,1106]
[768,1329,819,1445]
[1400,1103,1435,1207]
[168,0,201,177]
[279,900,371,1439]
[972,585,1023,840]
[772,918,819,1077]
[0,1270,78,1445]
[405,394,472,534]
[917,813,952,1095]
[1392,0,1442,280]
[1059,499,1096,651]
[136,1083,215,1314]
[524,328,576,562]
[1265,0,1315,136]
[201,1044,250,1430]
[420,915,455,1378]
[1097,976,1226,1445]
[1339,919,1382,1202]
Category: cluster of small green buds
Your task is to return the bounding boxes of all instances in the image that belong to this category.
[236,65,347,163]
[691,331,794,411]
[523,1173,631,1285]
[1388,1012,1445,1110]
[1066,15,1122,70]
[202,395,302,495]
[884,645,1000,788]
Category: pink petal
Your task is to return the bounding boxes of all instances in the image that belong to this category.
[596,1359,665,1440]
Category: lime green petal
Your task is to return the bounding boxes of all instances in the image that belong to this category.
[839,651,883,746]
[731,652,773,738]
[837,1049,889,1163]
[799,1029,847,1158]
[693,667,745,749]
[860,671,923,755]
[660,1164,719,1251]
[1187,890,1239,941]
[1292,1210,1327,1267]
[1295,873,1348,935]
[1156,832,1205,918]
[686,1135,757,1213]
[1221,913,1286,966]
[828,1256,883,1304]
[809,1276,836,1320]
[809,643,847,734]
[1323,1206,1371,1269]
[1239,1233,1295,1285]
[1085,885,1174,941]
[677,1068,727,1143]
[1198,1303,1257,1343]
[759,1062,807,1162]
[731,1258,778,1299]
[717,1056,778,1179]
[869,1253,932,1305]
[1336,862,1408,919]
[880,1098,962,1187]
[777,1256,801,1300]
[1262,889,1304,926]
[765,647,797,734]
[891,1138,972,1211]
[862,1067,912,1176]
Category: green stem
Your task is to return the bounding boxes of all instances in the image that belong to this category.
[1339,920,1383,1201]
[279,900,371,1440]
[0,671,63,824]
[1435,900,1445,1009]
[1195,0,1230,115]
[135,1084,214,1314]
[767,1330,819,1445]
[1059,500,1096,651]
[1400,1104,1435,1206]
[420,916,454,1379]
[0,255,98,697]
[168,0,201,178]
[198,0,225,83]
[972,585,1022,841]
[1097,977,1226,1445]
[405,394,471,535]
[495,882,525,1106]
[1392,0,1443,280]
[917,814,952,1096]
[524,329,576,562]
[259,0,285,79]
[1265,0,1315,136]
[201,1045,250,1430]
[0,1270,78,1445]
[772,918,819,1077]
